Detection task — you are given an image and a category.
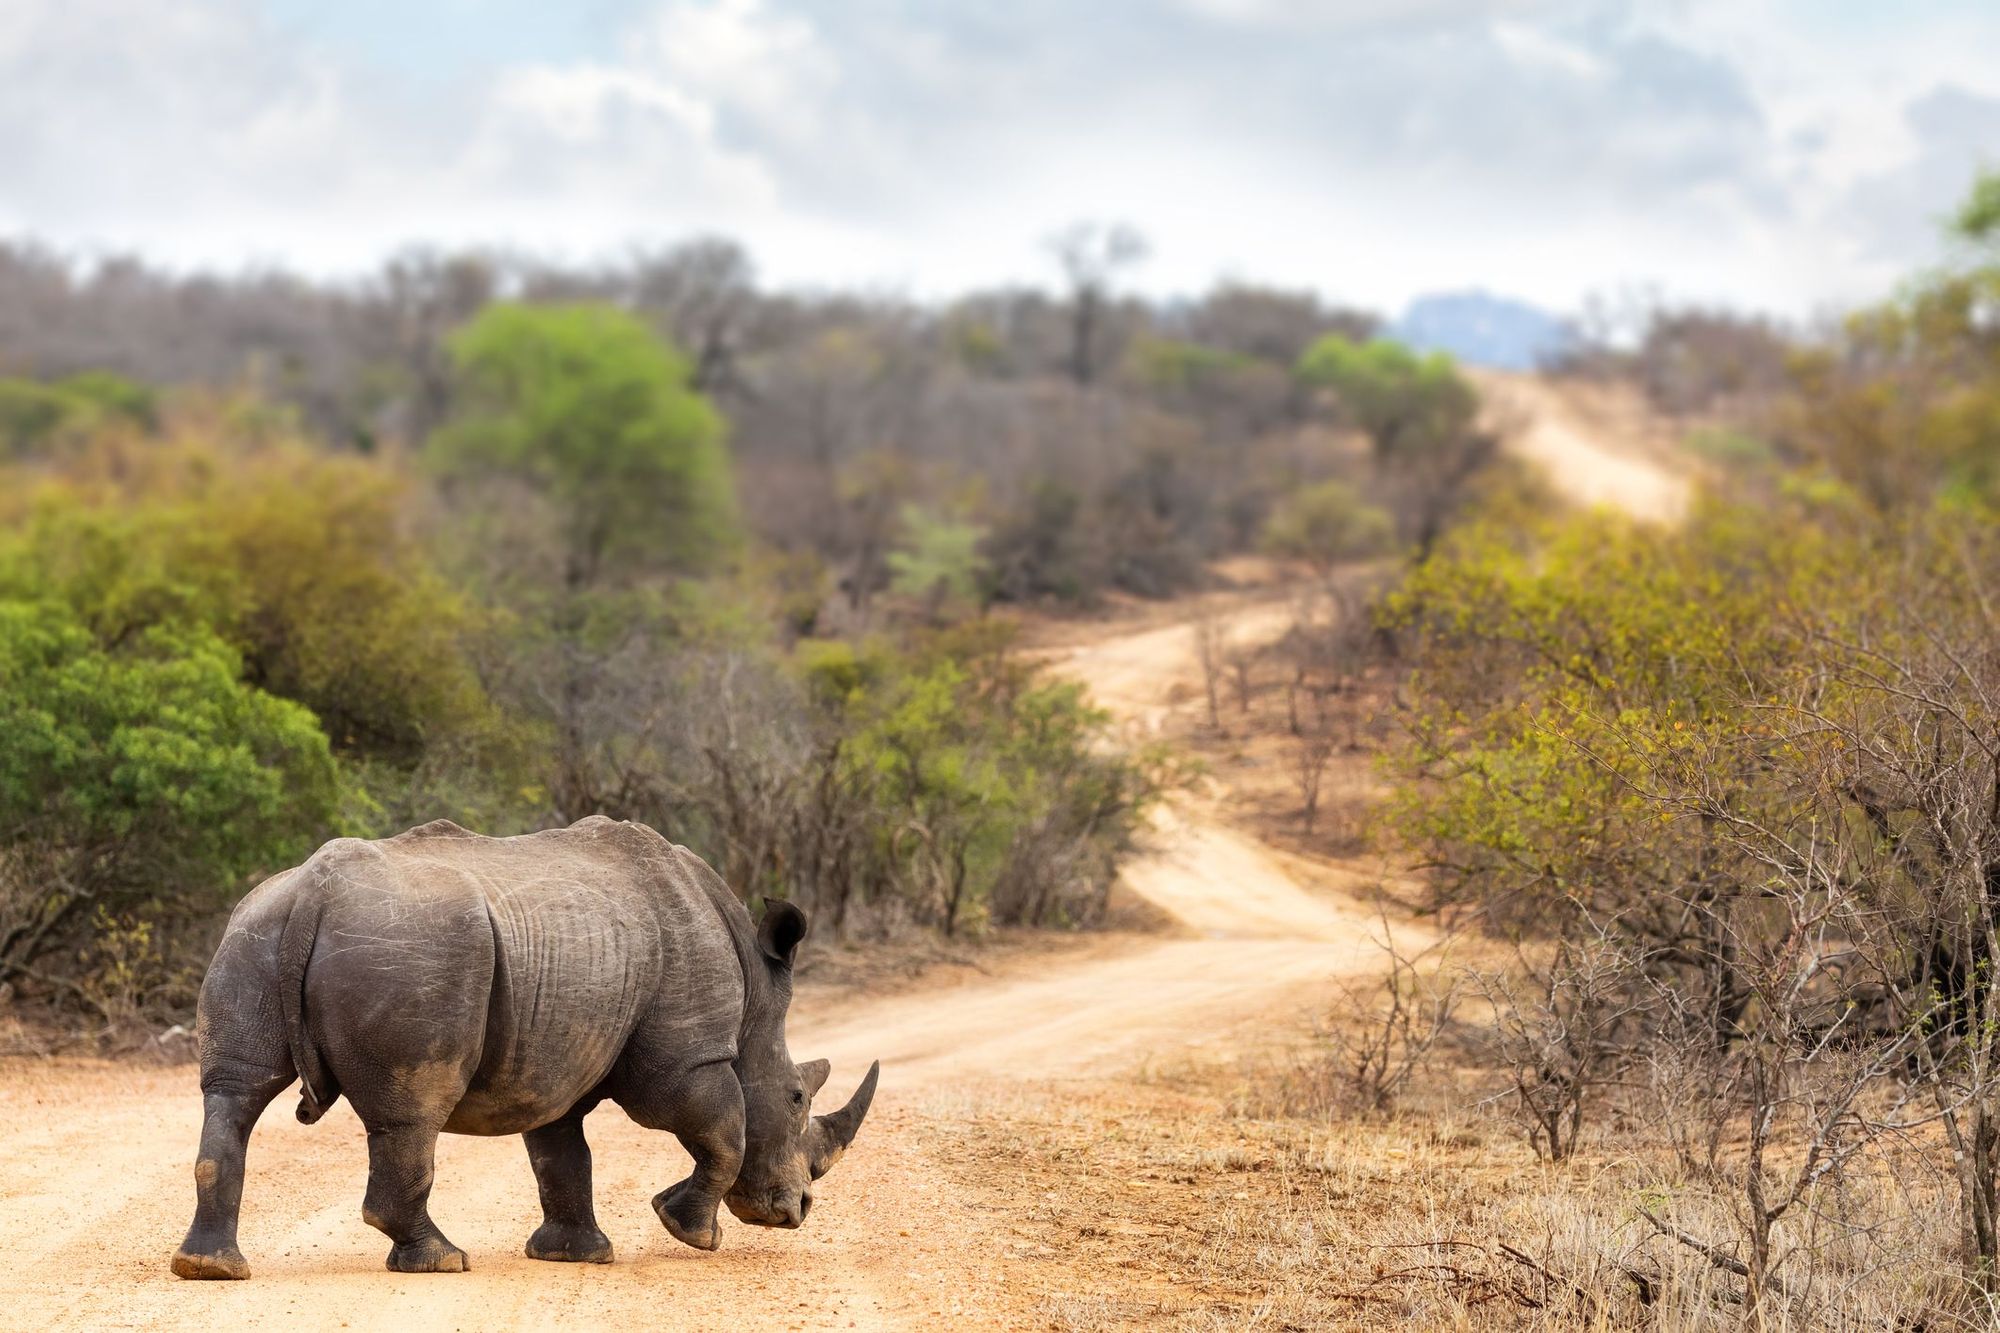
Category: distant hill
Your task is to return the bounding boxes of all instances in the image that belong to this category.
[1392,291,1573,371]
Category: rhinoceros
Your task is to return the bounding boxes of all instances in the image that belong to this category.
[170,816,878,1279]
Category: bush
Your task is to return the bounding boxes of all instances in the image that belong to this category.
[0,372,156,459]
[4,444,501,766]
[1261,478,1395,573]
[0,599,339,1008]
[1385,484,2000,1292]
[0,380,88,456]
[567,622,1164,939]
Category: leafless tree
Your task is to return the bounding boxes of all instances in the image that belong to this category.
[1292,723,1336,834]
[1323,910,1462,1112]
[1478,922,1652,1162]
[1192,604,1226,732]
[1226,642,1255,714]
[631,237,759,393]
[1045,221,1148,387]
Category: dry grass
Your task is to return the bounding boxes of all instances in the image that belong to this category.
[907,1024,1987,1331]
[956,583,1993,1327]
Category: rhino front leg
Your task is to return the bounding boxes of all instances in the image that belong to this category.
[362,1120,469,1273]
[171,1078,288,1280]
[645,1062,745,1252]
[523,1110,613,1263]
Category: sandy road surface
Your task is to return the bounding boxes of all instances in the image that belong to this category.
[0,591,1382,1332]
[1472,370,1692,524]
[0,377,1684,1329]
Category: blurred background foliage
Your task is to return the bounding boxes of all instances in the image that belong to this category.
[9,171,1999,1039]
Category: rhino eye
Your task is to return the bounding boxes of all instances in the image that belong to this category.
[790,1090,806,1107]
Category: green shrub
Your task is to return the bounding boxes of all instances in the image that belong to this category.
[0,599,339,1004]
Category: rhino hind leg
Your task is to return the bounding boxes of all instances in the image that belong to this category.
[362,1121,469,1273]
[171,1079,289,1280]
[640,1062,745,1253]
[523,1111,613,1264]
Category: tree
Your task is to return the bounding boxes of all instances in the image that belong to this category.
[0,380,86,457]
[431,303,737,591]
[430,303,739,824]
[1296,336,1477,465]
[54,371,157,431]
[632,237,759,394]
[1046,222,1148,387]
[1782,173,2000,512]
[1291,722,1334,834]
[0,371,154,458]
[1182,283,1378,367]
[982,479,1100,606]
[372,248,497,441]
[1192,604,1226,731]
[1296,337,1492,553]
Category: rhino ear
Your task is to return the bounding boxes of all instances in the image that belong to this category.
[798,1058,831,1097]
[756,899,810,969]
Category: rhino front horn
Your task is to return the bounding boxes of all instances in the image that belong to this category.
[806,1060,879,1180]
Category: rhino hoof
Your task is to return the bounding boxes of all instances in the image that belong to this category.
[171,1245,250,1280]
[526,1222,614,1264]
[653,1186,722,1252]
[386,1238,470,1273]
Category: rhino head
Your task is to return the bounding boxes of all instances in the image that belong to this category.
[727,900,879,1228]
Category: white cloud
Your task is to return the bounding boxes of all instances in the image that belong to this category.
[1491,19,1605,80]
[494,66,716,142]
[1175,0,1546,31]
[0,0,1996,315]
[636,0,830,135]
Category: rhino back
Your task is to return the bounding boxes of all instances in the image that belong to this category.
[298,832,499,1126]
[446,820,705,1130]
[384,818,744,1133]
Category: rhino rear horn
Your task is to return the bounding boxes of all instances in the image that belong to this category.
[806,1060,879,1180]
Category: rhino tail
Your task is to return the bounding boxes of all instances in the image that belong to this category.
[279,876,341,1124]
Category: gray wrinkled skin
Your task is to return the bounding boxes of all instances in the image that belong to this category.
[170,816,878,1280]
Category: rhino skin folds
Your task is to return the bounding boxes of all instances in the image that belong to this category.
[170,816,878,1280]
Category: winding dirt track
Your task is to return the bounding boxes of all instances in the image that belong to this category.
[0,376,1684,1330]
[0,596,1384,1332]
[1472,370,1692,524]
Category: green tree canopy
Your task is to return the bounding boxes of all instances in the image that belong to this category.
[431,303,738,589]
[1295,336,1478,462]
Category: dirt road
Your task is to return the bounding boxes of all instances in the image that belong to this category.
[0,588,1389,1331]
[1472,370,1692,523]
[0,378,1687,1330]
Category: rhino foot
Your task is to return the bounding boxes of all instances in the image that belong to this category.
[653,1183,722,1252]
[171,1244,251,1280]
[385,1237,470,1273]
[525,1221,614,1264]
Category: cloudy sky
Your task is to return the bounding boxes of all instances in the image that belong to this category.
[3,0,1997,318]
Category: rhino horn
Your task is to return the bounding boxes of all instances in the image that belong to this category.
[806,1060,879,1180]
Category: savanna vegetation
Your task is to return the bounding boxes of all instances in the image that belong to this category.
[24,161,1998,1327]
[0,230,1507,1041]
[1190,170,2000,1328]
